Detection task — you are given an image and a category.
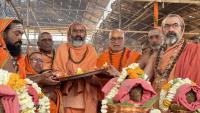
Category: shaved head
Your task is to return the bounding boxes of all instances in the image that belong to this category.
[37,32,53,54]
[148,28,163,51]
[109,29,125,52]
[109,29,124,39]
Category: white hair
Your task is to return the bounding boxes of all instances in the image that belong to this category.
[109,29,125,39]
[162,14,185,32]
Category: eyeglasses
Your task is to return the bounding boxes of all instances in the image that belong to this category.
[149,35,160,40]
[41,38,53,42]
[30,58,43,64]
[110,37,124,42]
[163,23,181,29]
[72,29,85,33]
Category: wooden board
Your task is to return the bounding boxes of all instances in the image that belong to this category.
[59,68,111,82]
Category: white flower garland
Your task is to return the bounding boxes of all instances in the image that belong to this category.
[159,78,193,111]
[0,69,50,113]
[16,86,35,113]
[0,69,10,85]
[101,63,147,113]
[25,79,50,113]
[149,108,161,113]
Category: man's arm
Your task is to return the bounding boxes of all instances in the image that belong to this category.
[27,71,59,85]
[137,52,151,69]
[27,72,52,83]
[144,53,156,82]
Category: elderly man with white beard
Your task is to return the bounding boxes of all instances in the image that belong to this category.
[144,14,200,94]
[138,28,164,69]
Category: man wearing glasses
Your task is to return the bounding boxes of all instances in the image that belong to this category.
[145,14,200,95]
[25,32,55,74]
[97,29,141,72]
[24,32,60,113]
[96,29,141,105]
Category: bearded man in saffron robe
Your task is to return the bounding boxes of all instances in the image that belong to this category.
[145,14,200,94]
[138,28,164,69]
[53,22,99,113]
[0,18,26,78]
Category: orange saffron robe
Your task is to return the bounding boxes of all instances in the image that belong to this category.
[144,39,184,109]
[53,43,98,113]
[24,52,61,113]
[24,53,38,75]
[97,47,140,71]
[25,51,54,72]
[0,18,26,78]
[152,39,184,93]
[96,47,140,99]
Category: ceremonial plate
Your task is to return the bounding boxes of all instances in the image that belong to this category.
[59,68,111,82]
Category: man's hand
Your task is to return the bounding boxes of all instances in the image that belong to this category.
[40,76,60,86]
[27,72,53,83]
[84,76,101,86]
[106,64,120,77]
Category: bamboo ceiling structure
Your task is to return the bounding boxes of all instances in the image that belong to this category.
[0,0,200,53]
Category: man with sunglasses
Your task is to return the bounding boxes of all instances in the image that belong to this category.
[138,28,163,69]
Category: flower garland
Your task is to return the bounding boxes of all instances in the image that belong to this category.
[0,69,50,113]
[25,79,50,113]
[100,63,148,113]
[149,108,161,113]
[126,66,146,79]
[159,78,193,111]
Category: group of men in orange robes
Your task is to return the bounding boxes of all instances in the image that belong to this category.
[143,14,200,111]
[24,32,61,113]
[145,14,200,94]
[1,13,200,113]
[0,18,141,113]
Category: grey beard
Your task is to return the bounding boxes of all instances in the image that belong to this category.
[151,45,161,51]
[165,36,178,46]
[72,40,84,47]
